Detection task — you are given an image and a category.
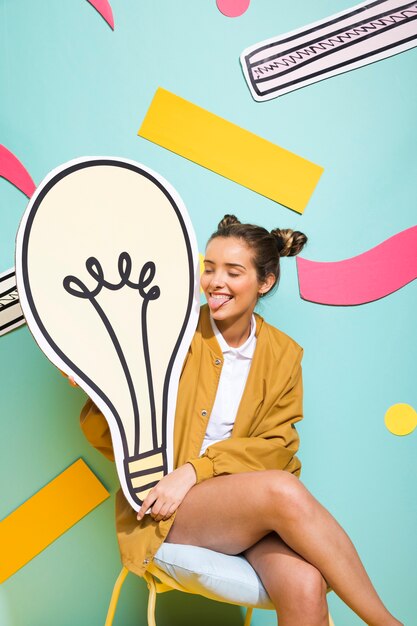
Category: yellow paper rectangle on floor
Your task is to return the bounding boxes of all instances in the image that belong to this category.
[0,459,109,583]
[138,88,323,213]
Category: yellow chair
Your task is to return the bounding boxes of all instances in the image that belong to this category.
[104,546,336,626]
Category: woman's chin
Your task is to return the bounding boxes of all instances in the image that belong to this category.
[210,307,238,326]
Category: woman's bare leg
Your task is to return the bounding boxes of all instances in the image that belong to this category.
[244,532,329,626]
[166,472,330,624]
[165,470,402,626]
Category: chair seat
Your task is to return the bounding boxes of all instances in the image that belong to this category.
[153,542,274,609]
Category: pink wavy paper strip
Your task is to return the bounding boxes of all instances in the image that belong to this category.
[0,145,36,198]
[86,0,114,29]
[297,225,417,305]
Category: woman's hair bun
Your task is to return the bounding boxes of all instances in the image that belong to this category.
[270,228,307,257]
[218,214,241,230]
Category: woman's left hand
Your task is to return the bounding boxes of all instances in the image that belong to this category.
[59,369,78,387]
[136,463,197,523]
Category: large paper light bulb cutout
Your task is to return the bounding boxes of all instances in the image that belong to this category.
[15,157,200,510]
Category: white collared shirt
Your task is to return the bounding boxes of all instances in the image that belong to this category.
[199,314,257,455]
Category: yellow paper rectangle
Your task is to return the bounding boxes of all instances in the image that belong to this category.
[0,459,109,583]
[138,88,323,213]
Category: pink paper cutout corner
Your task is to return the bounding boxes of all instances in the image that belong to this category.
[86,0,114,29]
[216,0,250,18]
[0,145,36,198]
[296,225,417,306]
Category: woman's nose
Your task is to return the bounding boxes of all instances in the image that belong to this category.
[210,272,226,288]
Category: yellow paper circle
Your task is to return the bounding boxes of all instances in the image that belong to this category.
[384,403,417,436]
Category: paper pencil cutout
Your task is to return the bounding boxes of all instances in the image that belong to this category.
[0,269,24,336]
[86,0,114,29]
[15,157,200,511]
[0,459,109,583]
[138,88,323,213]
[241,0,417,101]
[0,145,36,198]
[296,225,417,305]
[0,146,35,337]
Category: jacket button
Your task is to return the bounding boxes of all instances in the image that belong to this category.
[214,358,222,365]
[143,558,149,565]
[201,410,208,417]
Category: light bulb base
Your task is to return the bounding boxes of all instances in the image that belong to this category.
[124,447,167,506]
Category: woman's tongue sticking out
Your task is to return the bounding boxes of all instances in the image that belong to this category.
[208,293,232,311]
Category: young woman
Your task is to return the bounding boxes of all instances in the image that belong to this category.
[79,215,402,626]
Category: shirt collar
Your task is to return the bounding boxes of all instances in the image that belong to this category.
[209,314,257,359]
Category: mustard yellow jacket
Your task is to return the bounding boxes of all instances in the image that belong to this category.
[79,304,304,577]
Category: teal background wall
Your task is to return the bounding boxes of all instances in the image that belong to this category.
[1,1,416,624]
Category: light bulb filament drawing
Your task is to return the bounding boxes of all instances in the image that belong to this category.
[63,252,166,502]
[62,250,166,503]
[63,252,160,458]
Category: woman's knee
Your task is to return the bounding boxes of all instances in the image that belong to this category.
[299,567,328,617]
[299,567,328,608]
[281,566,328,619]
[263,470,314,521]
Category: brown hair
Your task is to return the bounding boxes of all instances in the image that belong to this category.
[208,214,307,297]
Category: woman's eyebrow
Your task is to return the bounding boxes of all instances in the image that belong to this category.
[204,259,246,270]
[225,263,246,269]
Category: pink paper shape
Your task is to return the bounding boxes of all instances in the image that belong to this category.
[216,0,250,18]
[297,226,417,306]
[86,0,114,29]
[0,145,36,198]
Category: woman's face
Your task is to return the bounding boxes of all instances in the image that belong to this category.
[201,236,274,324]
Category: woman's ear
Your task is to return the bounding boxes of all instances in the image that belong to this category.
[259,273,276,297]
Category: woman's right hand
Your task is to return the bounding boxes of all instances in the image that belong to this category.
[136,463,197,522]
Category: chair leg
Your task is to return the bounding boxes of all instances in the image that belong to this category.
[104,567,129,626]
[243,607,253,626]
[145,572,158,626]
